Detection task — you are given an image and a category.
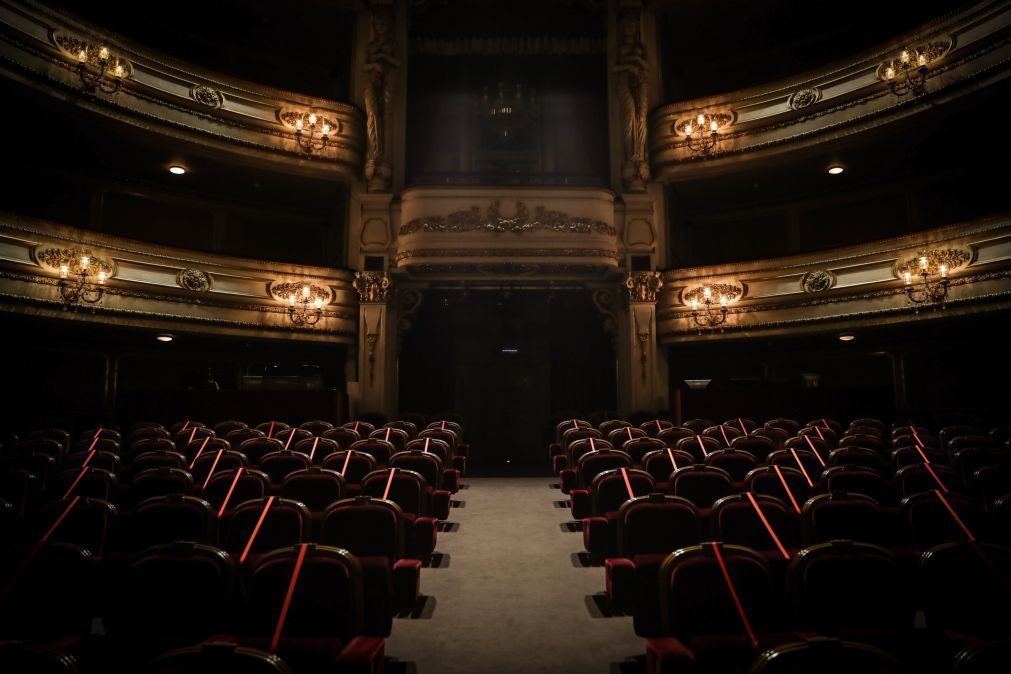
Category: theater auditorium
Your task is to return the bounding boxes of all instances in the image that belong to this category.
[0,1,1009,672]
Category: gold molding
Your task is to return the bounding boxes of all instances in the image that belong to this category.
[177,268,211,292]
[34,246,114,277]
[270,282,331,304]
[394,248,621,264]
[683,283,743,304]
[399,201,617,236]
[894,248,972,277]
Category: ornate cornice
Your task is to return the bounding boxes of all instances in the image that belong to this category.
[648,2,1010,177]
[0,0,366,178]
[394,248,621,264]
[399,201,617,236]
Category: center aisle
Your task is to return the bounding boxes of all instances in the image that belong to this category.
[386,477,643,673]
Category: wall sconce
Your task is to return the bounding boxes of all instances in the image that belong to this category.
[58,254,107,310]
[280,111,340,155]
[673,112,732,155]
[879,41,948,97]
[683,282,742,332]
[896,249,970,310]
[74,44,128,94]
[287,285,324,327]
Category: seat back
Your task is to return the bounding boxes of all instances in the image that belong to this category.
[701,424,742,447]
[712,493,800,552]
[63,450,121,474]
[299,420,335,436]
[129,467,194,506]
[239,437,284,464]
[787,540,908,631]
[670,465,734,508]
[821,465,884,500]
[245,544,364,642]
[620,437,665,464]
[223,498,311,556]
[747,638,906,674]
[641,448,695,485]
[705,449,758,482]
[370,427,409,452]
[292,437,340,464]
[203,468,271,514]
[895,463,962,498]
[191,450,248,487]
[322,427,362,449]
[280,468,345,511]
[675,435,721,462]
[361,468,426,517]
[321,496,405,559]
[568,437,613,467]
[577,450,632,488]
[213,420,248,436]
[641,419,674,437]
[132,494,216,548]
[952,640,1011,674]
[405,437,452,464]
[144,642,294,674]
[617,493,699,557]
[69,437,119,455]
[658,426,694,447]
[173,426,215,451]
[0,541,94,639]
[609,426,646,447]
[802,492,884,545]
[128,437,177,457]
[766,418,800,434]
[899,491,978,549]
[556,418,591,443]
[225,428,266,446]
[258,450,311,485]
[919,541,1011,637]
[34,497,117,557]
[390,450,444,488]
[591,468,654,516]
[323,451,377,486]
[255,420,290,436]
[598,419,631,435]
[658,543,772,640]
[275,428,312,446]
[383,420,417,439]
[418,428,457,452]
[343,420,376,436]
[681,419,715,434]
[349,438,395,465]
[730,435,776,462]
[53,467,118,501]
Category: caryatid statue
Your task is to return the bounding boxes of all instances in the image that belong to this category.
[613,6,651,193]
[363,3,399,192]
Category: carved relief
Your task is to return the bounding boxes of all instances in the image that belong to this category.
[625,217,655,247]
[354,271,392,303]
[683,283,743,304]
[50,31,134,78]
[395,248,620,264]
[270,282,330,304]
[632,307,653,384]
[895,248,971,277]
[801,270,835,293]
[363,3,399,192]
[400,201,616,236]
[178,268,211,292]
[35,247,114,276]
[625,271,663,303]
[191,85,224,109]
[363,312,383,385]
[278,110,341,135]
[361,217,391,248]
[875,38,954,81]
[788,87,822,110]
[613,4,651,192]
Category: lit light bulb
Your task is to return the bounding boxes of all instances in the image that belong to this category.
[919,256,928,270]
[703,287,712,299]
[98,271,107,284]
[939,264,948,278]
[917,52,926,66]
[321,123,330,136]
[113,62,124,78]
[314,298,323,309]
[288,294,296,307]
[98,46,109,61]
[308,113,317,126]
[885,66,895,80]
[302,285,311,298]
[719,295,728,307]
[60,264,69,278]
[900,50,910,64]
[77,48,87,62]
[903,271,912,285]
[295,118,303,131]
[710,119,718,132]
[80,256,90,270]
[683,123,693,137]
[697,114,705,125]
[690,298,699,310]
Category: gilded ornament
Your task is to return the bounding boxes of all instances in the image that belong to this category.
[801,270,834,293]
[36,247,113,276]
[279,110,341,135]
[178,268,211,292]
[683,283,742,304]
[399,201,616,236]
[191,85,224,109]
[788,87,822,110]
[270,281,330,304]
[354,271,392,303]
[625,271,663,303]
[895,248,971,277]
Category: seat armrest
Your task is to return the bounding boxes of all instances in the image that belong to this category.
[337,635,385,674]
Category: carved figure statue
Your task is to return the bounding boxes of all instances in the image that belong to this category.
[613,8,651,192]
[363,4,399,192]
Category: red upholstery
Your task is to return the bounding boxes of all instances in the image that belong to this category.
[222,498,311,558]
[802,492,885,545]
[669,465,733,508]
[280,467,345,511]
[132,494,216,548]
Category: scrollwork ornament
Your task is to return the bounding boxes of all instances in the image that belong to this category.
[353,271,392,304]
[270,282,330,304]
[36,247,113,276]
[190,85,224,109]
[683,283,742,304]
[400,201,615,236]
[625,271,663,303]
[788,87,822,110]
[177,269,211,292]
[895,248,971,277]
[801,270,834,293]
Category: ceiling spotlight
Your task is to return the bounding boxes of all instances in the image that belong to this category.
[838,334,856,342]
[167,165,187,175]
[827,165,845,175]
[156,333,174,342]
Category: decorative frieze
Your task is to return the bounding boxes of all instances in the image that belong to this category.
[399,201,616,236]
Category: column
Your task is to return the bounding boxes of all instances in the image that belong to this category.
[618,272,668,415]
[353,271,396,415]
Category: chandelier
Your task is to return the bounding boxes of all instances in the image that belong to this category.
[292,113,336,154]
[58,255,107,310]
[287,285,324,327]
[674,113,732,155]
[480,82,537,140]
[902,255,949,308]
[689,286,728,331]
[881,47,930,97]
[74,44,128,94]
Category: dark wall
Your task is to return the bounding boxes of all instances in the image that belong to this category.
[398,289,615,468]
[668,311,1011,427]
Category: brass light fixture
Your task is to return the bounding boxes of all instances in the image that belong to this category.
[674,113,731,155]
[881,47,931,97]
[287,285,324,327]
[74,44,128,94]
[689,286,728,331]
[901,254,950,308]
[58,254,107,310]
[292,113,336,155]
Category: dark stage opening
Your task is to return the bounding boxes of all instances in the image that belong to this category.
[398,288,616,473]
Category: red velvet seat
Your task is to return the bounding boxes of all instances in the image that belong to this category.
[132,494,217,548]
[895,463,963,498]
[658,426,694,447]
[899,491,978,550]
[681,418,715,434]
[609,425,647,447]
[127,437,177,458]
[130,450,188,475]
[565,437,613,477]
[383,420,417,439]
[674,434,720,463]
[753,426,789,449]
[173,426,215,451]
[128,467,194,506]
[705,448,758,483]
[69,436,119,455]
[669,465,733,508]
[821,465,886,501]
[183,437,232,464]
[321,427,361,449]
[839,434,885,452]
[225,428,266,445]
[799,425,840,449]
[222,497,311,559]
[701,424,742,448]
[802,492,885,545]
[567,450,635,515]
[213,420,248,436]
[274,428,312,447]
[766,418,801,435]
[348,438,395,466]
[292,437,340,464]
[621,437,665,464]
[768,449,822,486]
[891,445,945,469]
[254,420,290,437]
[725,417,759,433]
[190,449,248,488]
[33,497,117,557]
[641,448,694,488]
[239,438,284,465]
[169,420,206,435]
[52,466,118,501]
[342,420,376,436]
[299,419,335,436]
[258,450,311,486]
[731,435,776,462]
[63,449,121,474]
[712,493,800,555]
[744,466,812,511]
[641,419,675,437]
[588,468,654,518]
[280,467,345,512]
[370,426,409,453]
[203,468,271,515]
[323,450,377,493]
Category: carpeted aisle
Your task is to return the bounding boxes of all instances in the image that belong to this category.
[385,477,644,673]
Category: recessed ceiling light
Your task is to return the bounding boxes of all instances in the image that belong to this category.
[838,333,856,342]
[827,165,845,175]
[167,165,187,175]
[156,333,174,342]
